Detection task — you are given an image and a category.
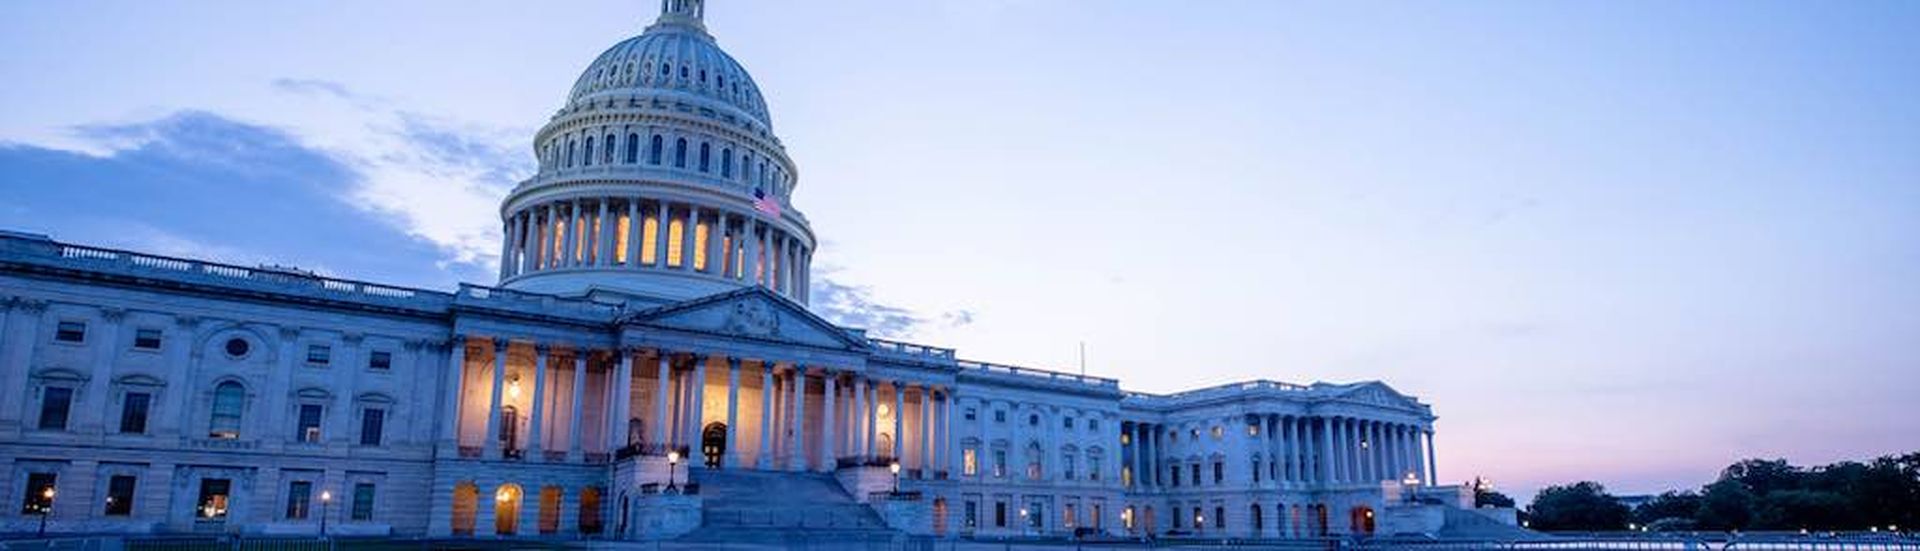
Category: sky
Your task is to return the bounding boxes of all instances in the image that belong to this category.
[2,0,1916,501]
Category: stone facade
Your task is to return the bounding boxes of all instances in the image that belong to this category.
[0,0,1453,541]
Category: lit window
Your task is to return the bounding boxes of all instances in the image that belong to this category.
[692,222,709,271]
[296,404,323,443]
[105,475,136,516]
[666,219,685,267]
[22,473,56,515]
[1120,433,1131,445]
[1211,426,1223,439]
[640,215,660,265]
[962,448,977,476]
[615,213,632,264]
[196,479,231,519]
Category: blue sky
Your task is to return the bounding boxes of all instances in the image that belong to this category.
[2,1,1916,500]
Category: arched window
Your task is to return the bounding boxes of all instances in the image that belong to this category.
[578,487,603,534]
[603,134,616,164]
[565,139,576,167]
[625,133,640,163]
[209,381,245,439]
[720,148,733,178]
[673,138,688,168]
[451,482,478,536]
[582,137,595,167]
[717,75,726,90]
[649,135,664,165]
[660,62,671,76]
[698,142,711,173]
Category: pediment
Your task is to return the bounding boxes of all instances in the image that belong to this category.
[1336,382,1424,412]
[623,286,868,351]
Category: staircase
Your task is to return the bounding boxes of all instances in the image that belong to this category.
[673,469,899,545]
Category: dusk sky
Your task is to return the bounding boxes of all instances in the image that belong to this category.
[2,1,1915,501]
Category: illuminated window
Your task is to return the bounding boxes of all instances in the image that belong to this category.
[614,214,632,264]
[692,222,709,271]
[551,218,566,264]
[1120,432,1131,445]
[962,448,978,476]
[209,382,244,438]
[640,216,659,265]
[573,215,588,262]
[1211,426,1223,439]
[666,219,685,267]
[1122,466,1132,487]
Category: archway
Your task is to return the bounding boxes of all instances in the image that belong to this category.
[1314,504,1329,536]
[494,484,522,535]
[932,498,948,535]
[450,482,478,536]
[1350,506,1375,535]
[701,422,727,468]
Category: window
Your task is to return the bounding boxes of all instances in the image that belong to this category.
[1064,417,1075,429]
[21,472,55,514]
[603,134,616,164]
[994,500,1007,527]
[224,338,250,358]
[359,408,385,446]
[1089,457,1101,481]
[1248,423,1261,437]
[648,135,664,164]
[1215,506,1225,528]
[134,328,163,350]
[1170,465,1181,487]
[992,450,1007,478]
[286,480,312,520]
[565,139,575,167]
[721,148,733,177]
[993,410,1006,423]
[1089,419,1099,431]
[1192,464,1202,486]
[582,136,594,166]
[964,407,977,421]
[1120,432,1131,445]
[1063,453,1076,480]
[105,475,136,516]
[120,392,152,434]
[1064,504,1077,529]
[196,478,231,519]
[210,382,245,438]
[698,142,711,172]
[1213,461,1224,484]
[1028,414,1039,427]
[1253,459,1262,483]
[625,133,640,163]
[39,387,75,430]
[368,351,392,370]
[1211,426,1224,439]
[964,499,978,528]
[673,138,687,168]
[306,344,330,365]
[296,404,323,443]
[962,448,977,476]
[55,320,86,342]
[351,483,376,521]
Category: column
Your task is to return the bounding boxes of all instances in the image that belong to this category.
[527,345,550,457]
[820,371,837,472]
[708,213,727,276]
[482,340,508,458]
[653,201,670,268]
[725,357,741,468]
[437,336,467,451]
[891,382,905,461]
[680,207,698,272]
[1425,429,1438,486]
[689,355,708,467]
[863,379,878,457]
[757,361,775,468]
[1316,418,1331,484]
[542,203,558,269]
[629,198,645,268]
[1284,417,1299,484]
[650,352,671,449]
[745,219,761,284]
[918,387,933,470]
[789,366,807,471]
[567,350,587,461]
[497,218,514,280]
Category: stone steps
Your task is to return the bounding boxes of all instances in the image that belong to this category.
[677,468,896,541]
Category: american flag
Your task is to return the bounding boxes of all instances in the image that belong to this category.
[753,187,782,217]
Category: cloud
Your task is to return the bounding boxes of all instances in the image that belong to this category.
[0,111,486,288]
[809,275,926,338]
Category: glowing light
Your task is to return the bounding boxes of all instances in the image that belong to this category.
[320,491,332,502]
[508,377,522,399]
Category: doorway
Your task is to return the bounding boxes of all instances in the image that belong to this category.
[702,422,726,468]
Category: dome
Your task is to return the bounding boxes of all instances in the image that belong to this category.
[495,0,814,308]
[563,3,772,129]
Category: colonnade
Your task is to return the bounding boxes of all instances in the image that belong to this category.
[439,336,956,473]
[497,196,811,302]
[1125,416,1435,490]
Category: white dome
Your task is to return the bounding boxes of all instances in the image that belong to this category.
[565,2,772,128]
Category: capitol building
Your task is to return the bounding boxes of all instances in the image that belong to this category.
[0,1,1482,542]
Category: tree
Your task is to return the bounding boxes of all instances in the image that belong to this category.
[1755,490,1851,530]
[1631,490,1702,526]
[1720,459,1803,496]
[1474,477,1515,508]
[1696,478,1755,530]
[1528,481,1629,531]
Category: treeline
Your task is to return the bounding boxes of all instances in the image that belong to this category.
[1520,452,1918,532]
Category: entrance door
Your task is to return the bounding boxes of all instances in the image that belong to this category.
[702,422,726,468]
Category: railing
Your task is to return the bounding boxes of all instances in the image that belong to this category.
[613,442,688,460]
[702,509,887,530]
[868,338,957,361]
[956,359,1121,389]
[39,242,447,306]
[1128,379,1316,406]
[837,455,899,469]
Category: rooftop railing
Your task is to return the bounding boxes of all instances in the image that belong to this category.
[867,338,956,361]
[15,237,452,307]
[956,359,1120,389]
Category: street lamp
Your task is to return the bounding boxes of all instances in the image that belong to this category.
[889,461,901,494]
[666,450,681,493]
[319,490,332,537]
[37,486,55,537]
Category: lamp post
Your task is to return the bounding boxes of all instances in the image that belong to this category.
[889,461,901,494]
[667,450,681,493]
[36,486,55,537]
[319,490,332,537]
